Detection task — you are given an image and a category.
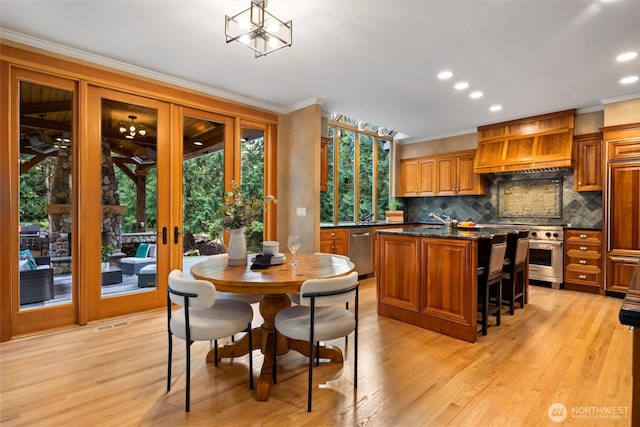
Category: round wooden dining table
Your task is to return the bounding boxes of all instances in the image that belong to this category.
[190,252,355,401]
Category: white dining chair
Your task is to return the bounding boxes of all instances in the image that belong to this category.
[167,269,254,412]
[287,253,351,305]
[273,271,359,412]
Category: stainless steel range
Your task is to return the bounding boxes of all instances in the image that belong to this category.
[527,225,564,289]
[478,223,565,289]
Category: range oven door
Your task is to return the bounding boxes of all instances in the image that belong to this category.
[528,240,563,288]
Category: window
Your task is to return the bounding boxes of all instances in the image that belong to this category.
[321,116,392,223]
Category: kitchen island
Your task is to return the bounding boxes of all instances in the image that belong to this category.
[377,226,507,343]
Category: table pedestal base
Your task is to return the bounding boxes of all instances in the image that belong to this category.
[205,294,343,401]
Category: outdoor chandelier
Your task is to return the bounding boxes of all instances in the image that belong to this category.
[119,115,146,139]
[225,0,293,58]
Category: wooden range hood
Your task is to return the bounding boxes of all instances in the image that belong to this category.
[473,109,576,174]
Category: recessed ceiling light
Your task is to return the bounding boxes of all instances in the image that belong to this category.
[620,75,639,84]
[454,82,469,90]
[617,51,638,62]
[193,141,204,146]
[469,91,483,99]
[490,105,502,112]
[438,70,453,80]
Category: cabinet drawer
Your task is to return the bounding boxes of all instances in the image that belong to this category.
[565,230,601,243]
[320,228,349,239]
[565,241,601,253]
[565,265,601,286]
[566,255,601,268]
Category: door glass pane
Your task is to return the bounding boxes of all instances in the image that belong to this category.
[19,82,73,309]
[240,127,265,252]
[182,114,226,268]
[100,99,158,295]
[337,129,355,222]
[358,133,374,221]
[376,137,391,220]
[320,128,335,223]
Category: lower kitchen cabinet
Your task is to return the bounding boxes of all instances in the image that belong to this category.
[608,256,640,293]
[564,229,603,293]
[377,233,478,343]
[604,124,640,293]
[319,228,349,256]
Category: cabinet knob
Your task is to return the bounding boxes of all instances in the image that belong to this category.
[579,234,587,239]
[580,246,588,251]
[579,274,587,280]
[579,259,587,264]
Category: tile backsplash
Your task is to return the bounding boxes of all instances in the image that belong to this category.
[403,169,602,228]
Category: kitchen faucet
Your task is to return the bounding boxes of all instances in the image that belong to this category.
[429,212,458,229]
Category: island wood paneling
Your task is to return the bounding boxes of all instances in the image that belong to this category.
[377,233,478,342]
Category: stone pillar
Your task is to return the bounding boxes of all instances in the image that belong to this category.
[101,139,123,249]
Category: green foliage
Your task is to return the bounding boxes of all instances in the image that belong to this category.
[218,180,275,229]
[182,151,225,234]
[320,125,391,223]
[389,198,403,210]
[19,154,52,226]
[101,245,115,262]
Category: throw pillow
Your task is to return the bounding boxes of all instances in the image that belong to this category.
[18,249,37,270]
[19,259,31,271]
[134,243,150,258]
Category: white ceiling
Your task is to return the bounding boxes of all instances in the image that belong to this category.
[1,0,639,143]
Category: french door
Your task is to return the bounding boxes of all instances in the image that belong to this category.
[8,69,79,335]
[3,64,275,340]
[86,87,174,319]
[6,73,180,337]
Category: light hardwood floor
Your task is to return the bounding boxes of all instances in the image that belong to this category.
[0,278,633,426]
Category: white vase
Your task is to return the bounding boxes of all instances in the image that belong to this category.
[226,227,247,266]
[101,261,110,271]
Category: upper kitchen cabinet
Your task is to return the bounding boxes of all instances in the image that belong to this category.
[474,109,576,174]
[320,136,330,192]
[400,157,436,196]
[573,132,603,192]
[400,150,484,197]
[436,150,484,196]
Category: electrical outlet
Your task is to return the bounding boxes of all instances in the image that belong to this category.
[296,207,306,216]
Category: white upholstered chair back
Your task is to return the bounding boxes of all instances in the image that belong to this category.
[168,269,216,308]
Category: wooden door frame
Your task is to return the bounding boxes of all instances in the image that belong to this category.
[87,87,171,320]
[0,43,279,341]
[2,67,80,338]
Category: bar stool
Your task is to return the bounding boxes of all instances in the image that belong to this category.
[477,237,507,336]
[502,233,529,315]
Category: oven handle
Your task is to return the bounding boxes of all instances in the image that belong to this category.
[529,240,563,248]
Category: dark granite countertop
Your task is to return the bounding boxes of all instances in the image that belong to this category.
[320,222,424,229]
[619,263,640,327]
[377,226,510,241]
[564,226,603,231]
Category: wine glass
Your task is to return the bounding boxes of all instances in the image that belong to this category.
[287,235,301,266]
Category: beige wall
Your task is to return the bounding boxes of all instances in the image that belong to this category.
[397,132,477,159]
[604,98,640,126]
[277,104,322,254]
[575,110,604,134]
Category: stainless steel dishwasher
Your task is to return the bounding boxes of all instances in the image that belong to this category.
[349,227,373,276]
